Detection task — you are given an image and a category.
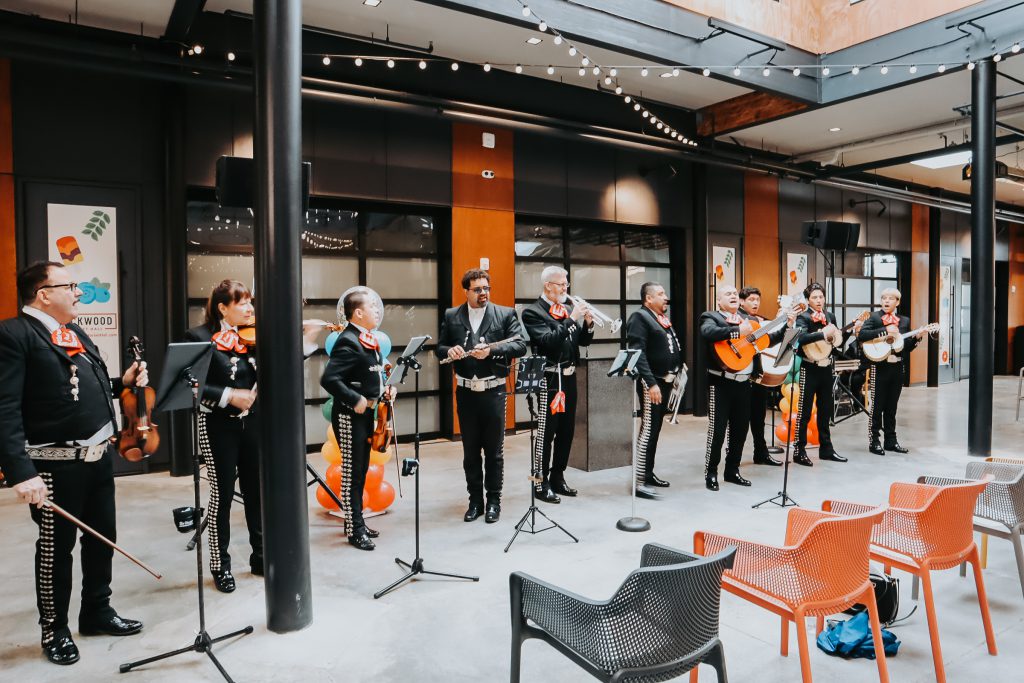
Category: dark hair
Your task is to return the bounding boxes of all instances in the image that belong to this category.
[738,286,761,300]
[461,268,490,290]
[17,261,65,305]
[343,288,371,321]
[640,281,663,303]
[204,280,252,330]
[803,282,826,299]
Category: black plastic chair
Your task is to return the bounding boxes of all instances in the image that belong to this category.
[510,543,736,683]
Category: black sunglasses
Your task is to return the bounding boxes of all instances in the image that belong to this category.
[37,283,78,294]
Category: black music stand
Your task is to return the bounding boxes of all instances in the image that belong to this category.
[120,342,253,681]
[753,329,802,509]
[609,349,650,532]
[374,335,478,599]
[504,356,579,552]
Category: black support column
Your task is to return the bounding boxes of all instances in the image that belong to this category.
[968,58,996,456]
[253,0,313,630]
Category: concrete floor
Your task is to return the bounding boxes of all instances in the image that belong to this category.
[2,377,1024,683]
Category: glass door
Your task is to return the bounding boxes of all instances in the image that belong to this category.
[937,257,956,384]
[958,259,972,380]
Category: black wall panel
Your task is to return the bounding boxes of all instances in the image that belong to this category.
[814,184,844,223]
[515,133,567,217]
[309,101,386,199]
[890,200,912,252]
[385,112,450,206]
[705,166,743,233]
[566,140,615,221]
[778,179,814,242]
[613,151,690,228]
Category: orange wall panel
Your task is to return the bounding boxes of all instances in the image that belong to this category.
[909,204,930,384]
[452,123,513,211]
[1008,223,1024,373]
[742,173,780,315]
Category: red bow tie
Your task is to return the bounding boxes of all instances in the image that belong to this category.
[724,312,742,325]
[882,313,899,326]
[549,303,568,320]
[212,329,247,353]
[811,311,827,324]
[359,331,379,350]
[655,313,672,329]
[52,326,85,357]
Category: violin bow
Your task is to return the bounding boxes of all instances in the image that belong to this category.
[44,500,162,580]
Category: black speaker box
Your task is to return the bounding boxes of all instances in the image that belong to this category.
[216,156,311,209]
[801,220,860,251]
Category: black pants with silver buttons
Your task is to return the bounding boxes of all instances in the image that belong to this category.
[456,386,506,505]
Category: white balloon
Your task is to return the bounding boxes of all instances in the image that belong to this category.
[336,286,384,330]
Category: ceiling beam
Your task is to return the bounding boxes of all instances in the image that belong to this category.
[163,0,207,44]
[820,132,1024,178]
[696,91,809,137]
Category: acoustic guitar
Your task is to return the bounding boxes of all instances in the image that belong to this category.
[861,322,939,362]
[712,295,807,373]
[802,310,871,363]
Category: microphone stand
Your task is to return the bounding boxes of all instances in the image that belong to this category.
[753,330,802,509]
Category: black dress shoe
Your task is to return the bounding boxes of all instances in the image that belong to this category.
[212,570,236,593]
[705,476,720,491]
[79,614,143,637]
[551,479,578,497]
[364,527,380,538]
[724,471,752,487]
[753,454,783,466]
[347,532,376,551]
[536,486,561,504]
[249,553,265,576]
[485,503,500,523]
[645,473,671,487]
[793,452,814,467]
[820,451,848,463]
[464,503,484,522]
[43,635,79,665]
[869,442,885,456]
[636,485,661,499]
[885,442,910,454]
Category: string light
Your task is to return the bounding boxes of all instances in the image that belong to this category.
[624,95,631,103]
[581,57,590,66]
[227,52,236,62]
[762,67,770,77]
[592,66,600,75]
[568,46,577,56]
[547,65,555,75]
[604,75,612,84]
[641,68,649,77]
[521,5,531,17]
[614,85,623,94]
[851,66,860,75]
[193,45,204,54]
[821,66,830,76]
[419,60,427,69]
[792,67,800,76]
[880,65,888,74]
[937,64,946,72]
[702,67,711,76]
[387,59,395,68]
[672,68,680,77]
[483,62,491,72]
[609,68,617,77]
[994,53,1003,62]
[1014,43,1021,53]
[538,21,547,32]
[553,35,563,45]
[355,57,363,66]
[451,62,459,71]
[515,64,523,73]
[578,67,585,76]
[968,61,976,70]
[733,67,741,76]
[909,64,917,73]
[322,55,331,65]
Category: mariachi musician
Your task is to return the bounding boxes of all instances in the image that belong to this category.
[700,285,791,491]
[858,287,928,455]
[625,281,682,498]
[792,282,846,466]
[738,286,782,467]
[0,262,146,666]
[520,265,594,503]
[185,280,262,592]
[320,287,394,551]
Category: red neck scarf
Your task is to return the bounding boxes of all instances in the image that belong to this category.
[358,331,379,350]
[811,310,827,324]
[52,326,85,357]
[655,313,672,329]
[549,303,568,320]
[212,329,247,354]
[882,312,899,326]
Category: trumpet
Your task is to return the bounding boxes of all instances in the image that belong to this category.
[568,296,622,333]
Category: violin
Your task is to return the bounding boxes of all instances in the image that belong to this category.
[117,336,160,462]
[370,362,394,454]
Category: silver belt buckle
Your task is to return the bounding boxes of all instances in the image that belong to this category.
[470,378,486,392]
[563,366,575,376]
[662,373,676,383]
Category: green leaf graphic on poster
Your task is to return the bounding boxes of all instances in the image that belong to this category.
[82,211,111,241]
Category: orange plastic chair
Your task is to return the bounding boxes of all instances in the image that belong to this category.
[824,477,997,683]
[694,506,889,683]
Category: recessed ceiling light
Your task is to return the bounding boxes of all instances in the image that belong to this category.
[525,37,542,45]
[363,0,382,6]
[659,72,673,78]
[911,149,972,169]
[829,127,841,132]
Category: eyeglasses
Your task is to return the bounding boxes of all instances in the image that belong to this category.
[37,283,78,294]
[469,286,492,294]
[546,281,570,289]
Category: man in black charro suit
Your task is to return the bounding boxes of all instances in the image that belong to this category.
[436,268,526,524]
[0,261,146,666]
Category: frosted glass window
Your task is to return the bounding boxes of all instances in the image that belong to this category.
[379,304,439,348]
[392,395,440,435]
[515,223,563,258]
[301,209,358,253]
[187,254,253,298]
[571,265,620,300]
[515,261,548,300]
[305,404,328,446]
[301,256,359,300]
[365,214,436,254]
[874,279,898,301]
[303,353,330,401]
[625,266,670,303]
[187,305,205,328]
[187,202,254,248]
[624,231,670,263]
[366,258,437,299]
[844,278,871,304]
[844,307,868,327]
[873,254,898,279]
[385,349,440,391]
[568,228,619,261]
[825,278,843,304]
[585,342,619,360]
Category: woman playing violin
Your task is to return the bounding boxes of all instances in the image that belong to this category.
[184,279,261,593]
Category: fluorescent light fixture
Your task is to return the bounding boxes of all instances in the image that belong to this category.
[363,0,382,6]
[525,37,542,45]
[910,150,972,169]
[829,127,841,132]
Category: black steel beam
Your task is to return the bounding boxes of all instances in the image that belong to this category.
[968,58,996,456]
[253,0,313,631]
[819,133,1024,177]
[162,0,208,43]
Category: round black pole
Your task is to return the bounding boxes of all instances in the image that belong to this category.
[253,0,313,631]
[968,58,996,456]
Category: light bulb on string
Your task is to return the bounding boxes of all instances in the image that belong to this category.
[994,53,1003,62]
[553,35,563,45]
[355,57,363,66]
[880,65,888,74]
[522,5,531,17]
[642,110,649,118]
[909,64,917,73]
[593,66,601,75]
[610,68,617,77]
[578,67,585,76]
[547,65,555,75]
[581,57,590,66]
[624,95,631,103]
[614,85,623,94]
[604,76,612,84]
[451,62,459,71]
[641,68,649,77]
[702,67,710,76]
[851,66,860,75]
[656,122,663,130]
[568,46,577,56]
[1014,43,1021,53]
[968,61,976,70]
[322,55,331,66]
[672,68,680,77]
[387,59,395,68]
[515,64,523,73]
[538,21,547,32]
[483,63,491,72]
[633,103,641,111]
[821,66,830,76]
[938,64,946,72]
[792,67,800,76]
[762,67,770,77]
[419,60,427,70]
[193,45,203,54]
[733,66,741,76]
[227,52,236,62]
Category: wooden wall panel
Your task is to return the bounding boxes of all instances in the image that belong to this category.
[452,123,513,210]
[909,204,930,384]
[0,59,14,318]
[743,173,780,314]
[450,207,515,308]
[1008,223,1024,373]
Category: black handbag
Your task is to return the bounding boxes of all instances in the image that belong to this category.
[844,572,907,626]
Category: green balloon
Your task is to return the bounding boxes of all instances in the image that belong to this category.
[321,397,334,422]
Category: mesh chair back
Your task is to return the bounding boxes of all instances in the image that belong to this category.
[966,461,1024,529]
[876,479,988,563]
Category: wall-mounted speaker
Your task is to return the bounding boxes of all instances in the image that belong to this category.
[216,156,311,209]
[801,220,860,251]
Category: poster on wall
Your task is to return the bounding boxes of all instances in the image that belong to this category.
[711,246,736,292]
[47,204,121,375]
[938,264,951,366]
[786,252,808,296]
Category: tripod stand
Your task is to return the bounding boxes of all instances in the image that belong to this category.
[754,331,801,509]
[505,357,578,552]
[121,343,252,680]
[608,349,650,532]
[766,387,784,455]
[375,335,478,599]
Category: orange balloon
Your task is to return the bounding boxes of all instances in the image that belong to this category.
[326,425,338,447]
[808,430,820,446]
[362,489,370,512]
[774,420,791,443]
[365,463,385,492]
[316,485,340,511]
[369,449,390,467]
[778,397,792,414]
[321,440,342,466]
[325,463,342,493]
[367,480,396,512]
